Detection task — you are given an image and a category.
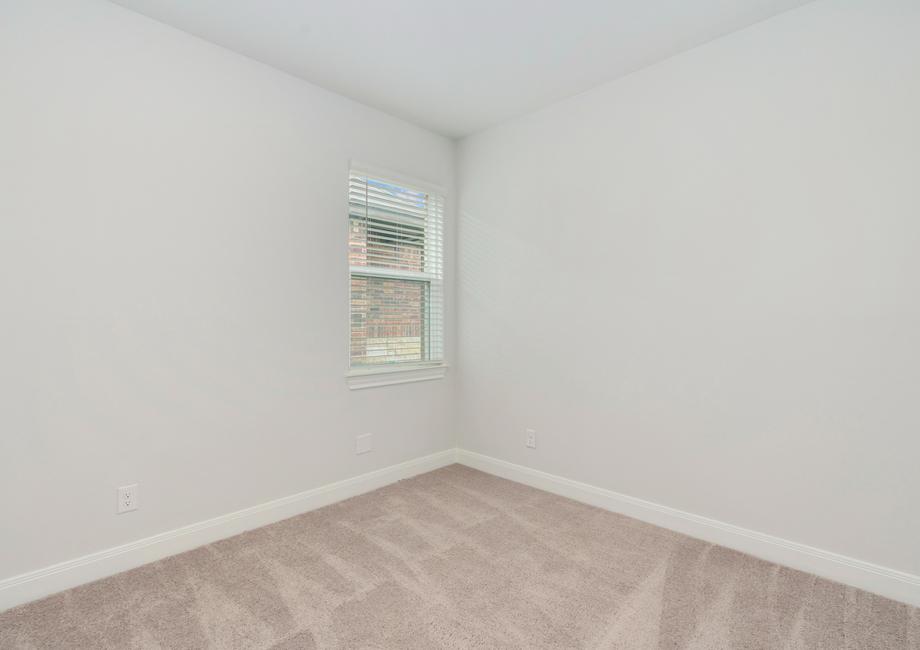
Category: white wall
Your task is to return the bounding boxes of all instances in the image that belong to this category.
[457,0,920,577]
[0,0,455,581]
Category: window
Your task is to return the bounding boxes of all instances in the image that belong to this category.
[348,167,445,385]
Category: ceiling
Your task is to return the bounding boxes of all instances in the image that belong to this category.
[110,0,813,138]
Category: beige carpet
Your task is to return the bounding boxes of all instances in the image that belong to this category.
[1,465,918,649]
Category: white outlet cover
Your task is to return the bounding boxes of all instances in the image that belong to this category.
[117,484,139,514]
[525,428,536,449]
[356,433,373,455]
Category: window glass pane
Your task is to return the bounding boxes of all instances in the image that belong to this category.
[349,215,425,272]
[350,275,429,366]
[349,177,430,273]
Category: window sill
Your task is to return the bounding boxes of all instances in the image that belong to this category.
[346,364,448,390]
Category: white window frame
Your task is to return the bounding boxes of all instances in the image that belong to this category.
[345,162,447,390]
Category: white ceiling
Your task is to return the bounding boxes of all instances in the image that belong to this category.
[110,0,813,138]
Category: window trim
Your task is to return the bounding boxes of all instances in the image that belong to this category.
[346,362,448,390]
[348,161,447,199]
[345,162,447,388]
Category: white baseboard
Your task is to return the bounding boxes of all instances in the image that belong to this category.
[0,449,457,613]
[6,448,918,613]
[456,449,920,608]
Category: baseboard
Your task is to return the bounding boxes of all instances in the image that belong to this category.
[456,449,920,608]
[0,449,457,613]
[7,448,917,613]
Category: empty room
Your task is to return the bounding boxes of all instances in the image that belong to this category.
[1,0,919,647]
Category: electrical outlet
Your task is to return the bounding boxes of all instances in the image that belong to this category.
[525,428,536,449]
[117,484,139,514]
[356,433,373,455]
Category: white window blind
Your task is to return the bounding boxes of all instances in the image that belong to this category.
[348,169,444,369]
